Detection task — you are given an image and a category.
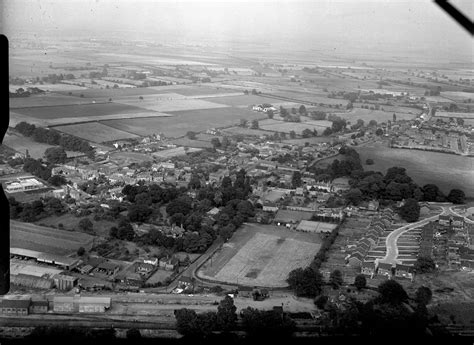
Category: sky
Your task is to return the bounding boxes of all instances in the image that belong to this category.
[1,0,472,61]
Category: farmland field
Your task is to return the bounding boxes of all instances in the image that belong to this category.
[170,138,213,148]
[221,126,270,137]
[10,93,98,108]
[13,102,153,119]
[335,108,419,123]
[198,223,322,287]
[209,94,284,107]
[115,97,229,112]
[441,91,474,101]
[356,142,474,197]
[108,151,154,165]
[59,87,174,99]
[54,122,139,143]
[435,111,474,119]
[10,220,95,256]
[105,107,264,137]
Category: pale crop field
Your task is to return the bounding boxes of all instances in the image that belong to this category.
[115,97,229,112]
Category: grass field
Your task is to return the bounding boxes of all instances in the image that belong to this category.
[54,122,139,143]
[108,151,154,165]
[146,269,174,285]
[10,220,95,256]
[171,138,213,148]
[58,86,173,99]
[209,94,283,107]
[13,102,152,120]
[198,223,322,288]
[37,214,116,238]
[221,126,270,137]
[441,91,474,101]
[259,119,329,135]
[105,107,263,137]
[3,131,83,159]
[357,142,474,197]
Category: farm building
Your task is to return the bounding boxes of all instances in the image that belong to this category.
[0,298,31,316]
[295,220,337,234]
[274,209,314,226]
[11,273,55,290]
[53,295,111,313]
[238,286,253,298]
[53,274,78,291]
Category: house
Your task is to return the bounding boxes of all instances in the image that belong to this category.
[439,215,451,227]
[452,216,464,230]
[136,262,155,275]
[159,257,179,271]
[238,286,253,298]
[377,262,393,277]
[347,252,365,267]
[178,276,194,289]
[395,264,414,280]
[368,200,380,211]
[361,262,376,277]
[143,258,158,266]
[331,177,351,192]
[262,204,279,212]
[0,298,31,315]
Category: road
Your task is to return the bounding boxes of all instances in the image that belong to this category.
[380,206,448,265]
[449,206,474,224]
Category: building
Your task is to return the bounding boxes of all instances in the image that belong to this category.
[0,298,31,315]
[53,274,78,291]
[136,262,155,274]
[377,263,393,277]
[439,215,451,227]
[238,286,253,298]
[30,299,49,314]
[452,216,465,230]
[95,262,120,276]
[395,264,414,280]
[159,257,179,271]
[361,262,376,277]
[36,253,80,270]
[53,295,111,313]
[178,276,194,289]
[5,176,45,193]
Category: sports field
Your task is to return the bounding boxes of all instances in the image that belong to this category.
[198,223,322,288]
[10,220,95,256]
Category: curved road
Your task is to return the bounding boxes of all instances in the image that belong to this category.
[380,206,448,265]
[449,206,474,224]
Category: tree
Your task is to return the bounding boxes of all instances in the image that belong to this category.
[267,110,274,119]
[369,120,378,127]
[186,131,197,140]
[447,189,465,204]
[217,296,237,332]
[345,188,363,206]
[240,307,296,339]
[375,128,384,136]
[422,184,445,202]
[289,130,296,139]
[331,119,347,133]
[251,119,259,129]
[109,226,118,238]
[210,137,221,149]
[126,328,141,339]
[415,286,432,306]
[414,256,436,274]
[219,223,235,241]
[77,247,85,256]
[240,119,248,127]
[365,158,374,165]
[314,295,328,310]
[398,198,420,222]
[287,267,323,297]
[329,269,343,289]
[78,218,93,233]
[354,274,367,290]
[48,175,67,187]
[117,220,135,241]
[323,127,333,136]
[45,147,67,164]
[174,309,200,337]
[298,105,307,115]
[377,279,408,305]
[302,128,313,138]
[291,171,302,188]
[393,113,397,122]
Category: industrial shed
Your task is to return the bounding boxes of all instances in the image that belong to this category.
[53,295,111,313]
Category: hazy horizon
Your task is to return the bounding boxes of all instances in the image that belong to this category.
[1,0,473,63]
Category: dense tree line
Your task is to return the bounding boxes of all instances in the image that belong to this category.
[9,196,66,222]
[15,122,95,157]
